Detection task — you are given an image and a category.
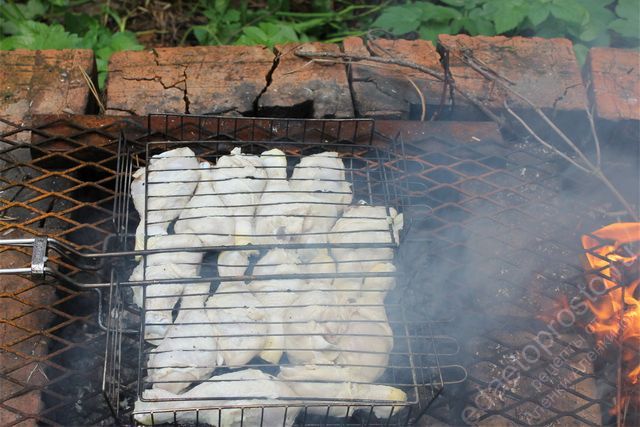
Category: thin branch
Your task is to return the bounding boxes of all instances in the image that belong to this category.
[504,102,590,173]
[406,77,426,121]
[456,52,596,169]
[76,64,105,114]
[584,80,602,168]
[459,50,636,221]
[295,49,506,126]
[505,101,638,221]
[587,104,602,168]
[295,47,637,221]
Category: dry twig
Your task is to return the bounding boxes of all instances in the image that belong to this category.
[294,49,505,126]
[76,65,105,114]
[406,78,427,121]
[295,46,637,221]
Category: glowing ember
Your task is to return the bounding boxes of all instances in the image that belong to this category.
[581,223,640,417]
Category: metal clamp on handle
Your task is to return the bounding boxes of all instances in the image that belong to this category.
[0,237,110,289]
[31,237,47,277]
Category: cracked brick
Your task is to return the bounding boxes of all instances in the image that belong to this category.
[343,37,442,119]
[0,49,95,169]
[0,49,95,122]
[438,35,587,117]
[258,42,353,118]
[588,47,640,122]
[0,231,56,427]
[105,46,274,115]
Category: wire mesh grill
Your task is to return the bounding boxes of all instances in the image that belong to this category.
[104,117,462,426]
[0,114,636,426]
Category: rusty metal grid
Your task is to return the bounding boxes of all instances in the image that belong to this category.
[0,115,635,426]
[378,129,634,426]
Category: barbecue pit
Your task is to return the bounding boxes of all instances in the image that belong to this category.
[0,115,636,426]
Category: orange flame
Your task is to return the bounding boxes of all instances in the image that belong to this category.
[581,223,640,415]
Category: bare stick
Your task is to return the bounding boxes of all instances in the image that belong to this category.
[458,50,636,220]
[505,102,638,221]
[587,104,602,168]
[406,78,426,121]
[76,64,105,114]
[504,102,590,173]
[295,47,636,220]
[455,52,596,169]
[295,49,505,126]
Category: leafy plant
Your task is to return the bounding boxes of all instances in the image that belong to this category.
[190,0,389,47]
[236,22,305,47]
[372,0,640,63]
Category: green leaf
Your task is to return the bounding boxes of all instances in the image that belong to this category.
[573,43,589,65]
[418,22,457,42]
[609,18,640,39]
[224,9,241,22]
[1,21,81,49]
[108,31,142,51]
[192,26,210,44]
[236,21,300,48]
[462,15,496,36]
[17,0,47,20]
[616,0,640,19]
[487,0,528,34]
[415,3,462,23]
[550,0,589,25]
[439,0,466,6]
[576,0,616,42]
[372,5,422,35]
[63,12,99,35]
[527,5,550,26]
[214,0,229,14]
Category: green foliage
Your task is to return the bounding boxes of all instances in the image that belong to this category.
[190,0,386,47]
[0,0,143,89]
[236,22,306,47]
[372,0,639,63]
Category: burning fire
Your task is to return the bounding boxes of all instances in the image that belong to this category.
[581,223,640,416]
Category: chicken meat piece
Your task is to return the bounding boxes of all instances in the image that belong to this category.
[303,250,336,290]
[217,250,257,278]
[283,290,349,364]
[290,151,352,207]
[249,249,306,364]
[290,152,351,261]
[334,292,393,382]
[205,282,267,366]
[173,161,236,247]
[212,147,267,245]
[134,369,300,426]
[361,262,397,294]
[131,147,200,252]
[129,234,204,341]
[278,366,406,419]
[329,205,403,276]
[146,302,219,394]
[253,148,307,245]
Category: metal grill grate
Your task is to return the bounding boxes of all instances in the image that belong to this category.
[0,115,636,426]
[104,118,461,426]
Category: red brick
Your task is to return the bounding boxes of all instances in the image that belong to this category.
[343,37,442,119]
[0,49,95,127]
[0,231,55,426]
[258,42,353,118]
[438,35,587,115]
[105,46,274,116]
[588,47,640,122]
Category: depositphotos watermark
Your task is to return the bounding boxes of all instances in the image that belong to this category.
[461,274,620,424]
